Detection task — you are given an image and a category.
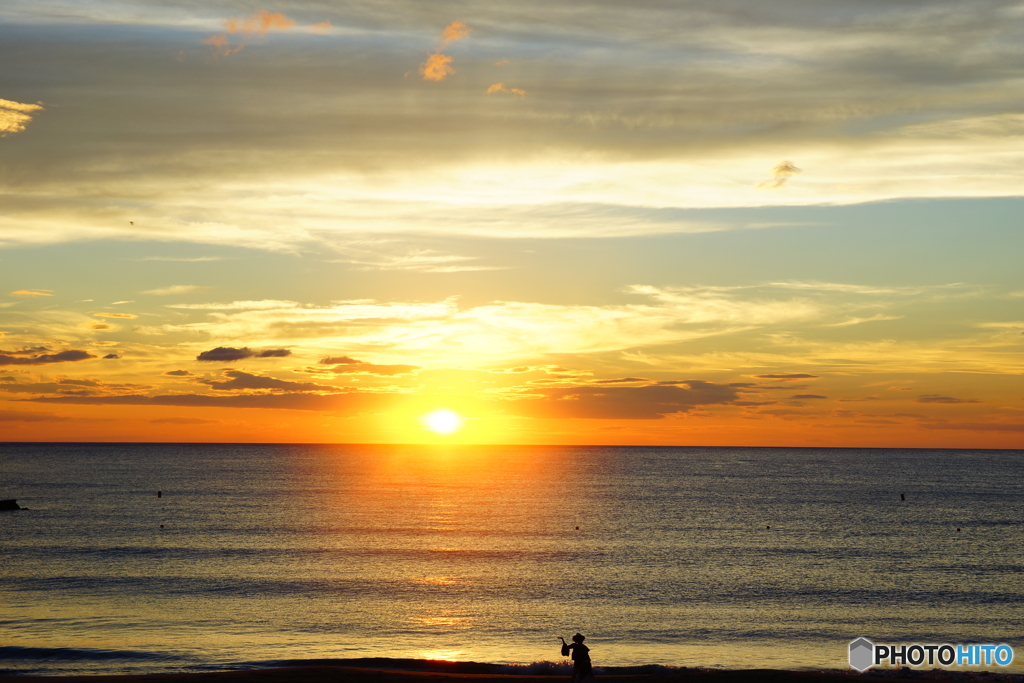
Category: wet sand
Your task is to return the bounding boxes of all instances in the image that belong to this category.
[0,665,863,683]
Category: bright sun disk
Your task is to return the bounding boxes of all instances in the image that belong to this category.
[422,409,463,434]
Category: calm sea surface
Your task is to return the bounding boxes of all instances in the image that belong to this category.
[2,444,1022,675]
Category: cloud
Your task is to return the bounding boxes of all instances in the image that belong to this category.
[757,160,801,190]
[94,312,137,319]
[0,98,44,137]
[319,356,420,376]
[334,248,497,273]
[420,53,455,81]
[0,346,51,355]
[486,83,527,96]
[0,409,69,422]
[922,422,1024,433]
[103,353,120,359]
[309,21,333,33]
[202,33,243,57]
[0,349,96,366]
[195,346,292,362]
[203,10,299,56]
[199,370,333,392]
[138,287,829,365]
[25,392,398,413]
[0,377,150,395]
[917,394,982,404]
[440,21,471,47]
[143,285,209,296]
[164,370,194,376]
[754,373,820,380]
[826,315,903,327]
[507,380,741,419]
[791,394,828,399]
[151,417,218,425]
[10,289,53,297]
[419,21,471,82]
[167,300,299,310]
[140,257,227,262]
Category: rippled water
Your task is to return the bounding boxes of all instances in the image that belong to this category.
[2,443,1022,675]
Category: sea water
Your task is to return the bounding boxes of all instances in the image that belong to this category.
[1,444,1022,675]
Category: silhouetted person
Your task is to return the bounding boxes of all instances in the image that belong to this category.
[560,633,593,683]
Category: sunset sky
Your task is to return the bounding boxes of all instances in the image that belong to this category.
[2,0,1022,446]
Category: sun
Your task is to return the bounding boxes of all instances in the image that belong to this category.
[422,409,463,435]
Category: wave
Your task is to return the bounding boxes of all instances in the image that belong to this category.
[244,657,683,676]
[0,645,184,663]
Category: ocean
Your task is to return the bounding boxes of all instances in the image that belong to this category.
[2,443,1022,676]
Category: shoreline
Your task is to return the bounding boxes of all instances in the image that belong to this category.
[4,664,1024,683]
[0,665,858,683]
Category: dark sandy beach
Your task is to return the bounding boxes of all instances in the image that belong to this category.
[0,665,866,683]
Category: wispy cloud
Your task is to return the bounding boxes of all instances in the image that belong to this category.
[757,161,801,190]
[139,257,227,262]
[440,21,471,47]
[167,300,300,310]
[199,370,331,392]
[10,289,53,297]
[334,248,500,273]
[143,285,209,296]
[203,10,326,56]
[420,53,455,81]
[486,83,526,96]
[0,98,44,137]
[826,314,903,327]
[0,409,69,422]
[93,312,137,319]
[420,21,472,81]
[196,347,292,362]
[917,394,981,404]
[0,349,96,366]
[318,356,421,376]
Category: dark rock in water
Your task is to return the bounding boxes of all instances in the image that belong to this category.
[0,499,22,511]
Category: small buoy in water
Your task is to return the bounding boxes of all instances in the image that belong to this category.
[900,493,905,501]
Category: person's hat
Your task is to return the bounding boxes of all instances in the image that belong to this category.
[572,633,585,641]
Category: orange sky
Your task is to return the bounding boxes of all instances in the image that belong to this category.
[1,6,1022,446]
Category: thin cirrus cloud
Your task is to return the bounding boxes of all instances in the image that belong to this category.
[486,83,526,96]
[143,285,209,296]
[135,282,961,366]
[93,312,137,319]
[506,381,743,419]
[420,21,471,81]
[757,161,801,190]
[195,347,292,362]
[319,356,421,376]
[199,370,333,392]
[202,10,328,56]
[0,349,96,366]
[0,98,44,136]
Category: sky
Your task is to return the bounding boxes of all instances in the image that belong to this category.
[1,0,1022,446]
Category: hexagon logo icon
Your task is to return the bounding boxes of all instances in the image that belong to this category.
[849,637,874,671]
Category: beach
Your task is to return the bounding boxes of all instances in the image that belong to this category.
[0,665,863,683]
